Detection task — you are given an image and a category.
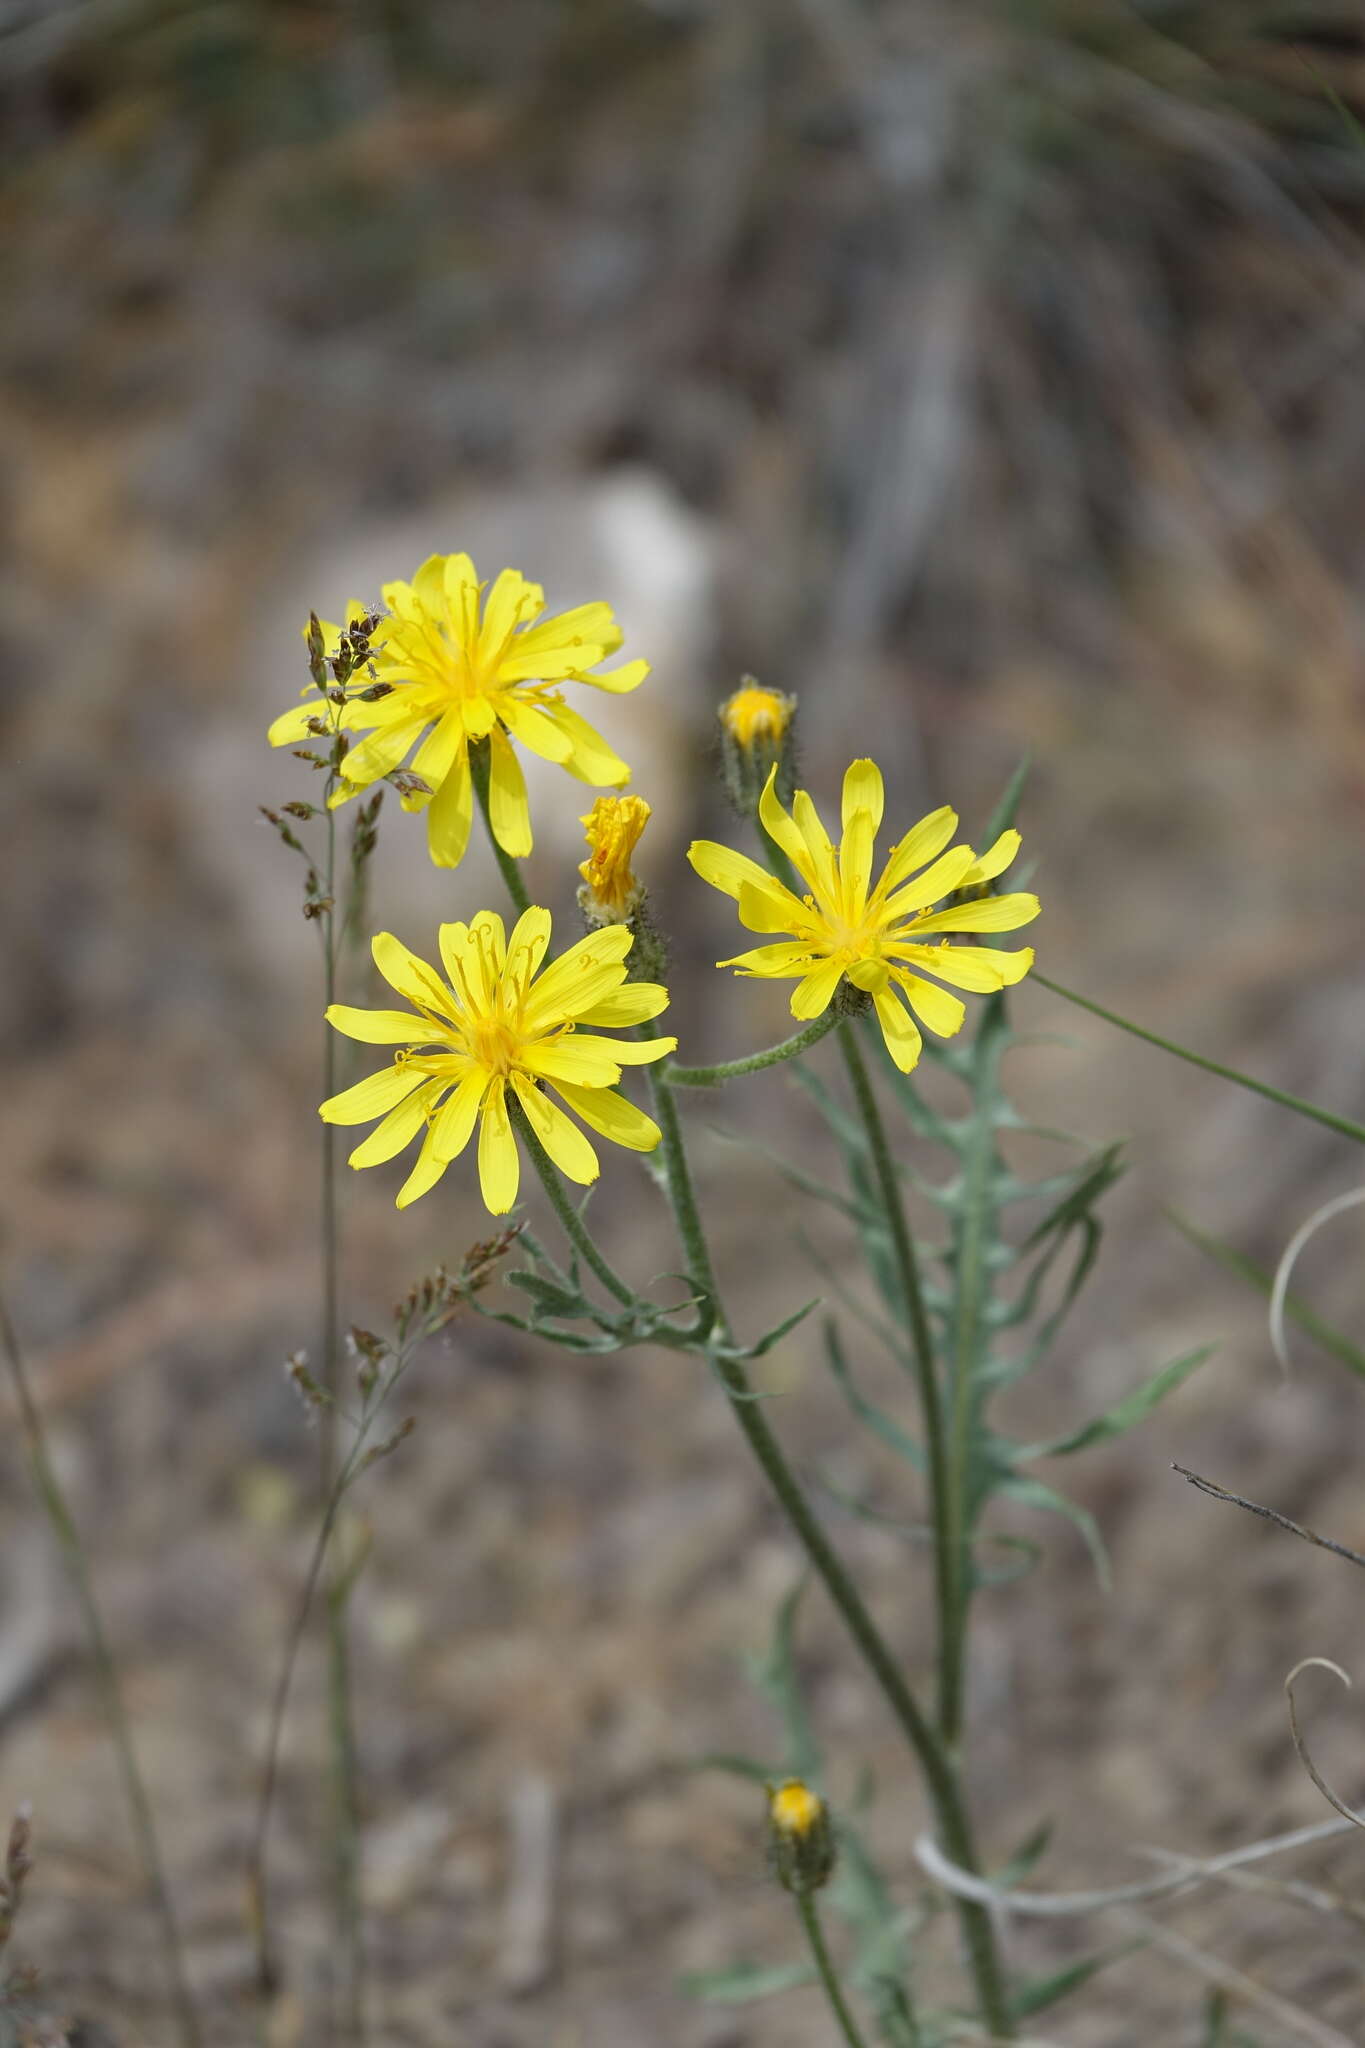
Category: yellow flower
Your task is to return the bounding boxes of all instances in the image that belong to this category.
[268,555,650,869]
[688,759,1039,1074]
[320,909,675,1214]
[578,795,651,922]
[720,682,795,750]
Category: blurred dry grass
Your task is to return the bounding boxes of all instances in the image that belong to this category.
[4,2,1365,2042]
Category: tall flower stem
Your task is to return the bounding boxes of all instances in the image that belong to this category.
[318,766,365,2045]
[505,1098,636,1309]
[471,817,1011,2035]
[470,741,534,919]
[796,1891,871,2048]
[0,1290,202,2048]
[642,1044,1012,2038]
[835,1022,963,1741]
[666,1012,839,1088]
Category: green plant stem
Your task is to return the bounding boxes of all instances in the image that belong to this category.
[796,1891,871,2048]
[506,1097,637,1309]
[836,1022,963,1739]
[666,1011,839,1087]
[470,740,533,917]
[319,767,365,2045]
[644,1053,1013,2038]
[1034,972,1365,1149]
[0,1292,202,2048]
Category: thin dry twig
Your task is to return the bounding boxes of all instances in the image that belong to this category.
[1114,1909,1358,2048]
[1172,1464,1365,1571]
[914,1813,1356,1918]
[1285,1658,1365,1833]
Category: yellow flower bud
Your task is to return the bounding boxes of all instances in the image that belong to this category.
[766,1778,836,1894]
[718,679,797,818]
[578,795,652,924]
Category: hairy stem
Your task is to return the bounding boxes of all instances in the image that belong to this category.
[796,1891,871,2048]
[0,1292,202,2048]
[647,1051,1013,2037]
[666,1011,839,1088]
[836,1022,963,1738]
[470,740,534,918]
[506,1097,637,1308]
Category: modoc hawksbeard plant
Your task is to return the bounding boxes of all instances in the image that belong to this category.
[319,910,674,1214]
[689,759,1039,1072]
[268,554,650,867]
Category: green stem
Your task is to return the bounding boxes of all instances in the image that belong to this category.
[796,1891,871,2048]
[319,765,365,2045]
[507,1097,637,1309]
[0,1292,202,2048]
[1034,972,1365,1149]
[646,1053,1012,2037]
[470,739,533,918]
[666,1011,839,1088]
[836,1022,961,1738]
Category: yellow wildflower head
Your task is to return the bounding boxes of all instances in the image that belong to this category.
[269,553,650,870]
[578,794,651,924]
[319,909,675,1214]
[718,678,797,818]
[688,759,1039,1074]
[765,1779,835,1894]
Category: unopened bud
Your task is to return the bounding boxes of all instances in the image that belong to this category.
[719,680,797,818]
[765,1779,835,1895]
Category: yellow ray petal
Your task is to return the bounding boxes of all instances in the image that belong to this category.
[487,727,533,857]
[506,906,554,988]
[429,1068,488,1162]
[897,973,967,1040]
[841,758,885,837]
[572,657,650,695]
[550,1080,662,1153]
[336,716,429,792]
[495,602,624,680]
[959,829,1020,888]
[349,1082,441,1167]
[568,1032,675,1066]
[873,807,958,899]
[906,892,1041,936]
[544,703,631,787]
[268,700,329,747]
[320,1065,426,1125]
[479,569,545,664]
[396,1121,451,1209]
[512,1075,599,1186]
[371,932,455,1017]
[881,844,977,919]
[522,1039,622,1090]
[759,767,812,879]
[522,926,633,1028]
[425,741,474,868]
[872,988,923,1074]
[719,941,817,976]
[790,958,845,1018]
[897,943,1034,992]
[498,695,575,763]
[575,988,667,1033]
[477,1080,520,1214]
[325,1003,424,1044]
[410,706,466,790]
[837,806,876,915]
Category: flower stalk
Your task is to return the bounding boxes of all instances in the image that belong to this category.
[0,1290,202,2048]
[665,1011,839,1088]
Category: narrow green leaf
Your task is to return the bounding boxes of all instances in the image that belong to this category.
[1020,1344,1217,1460]
[1169,1208,1365,1381]
[681,1959,816,2003]
[1011,1938,1145,2018]
[822,1321,924,1470]
[739,1296,822,1360]
[999,1473,1111,1590]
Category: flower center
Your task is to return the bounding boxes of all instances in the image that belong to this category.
[469,1013,522,1077]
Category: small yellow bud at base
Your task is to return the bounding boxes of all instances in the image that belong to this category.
[765,1778,836,1894]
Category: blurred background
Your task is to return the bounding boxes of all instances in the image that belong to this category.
[4,2,1365,2041]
